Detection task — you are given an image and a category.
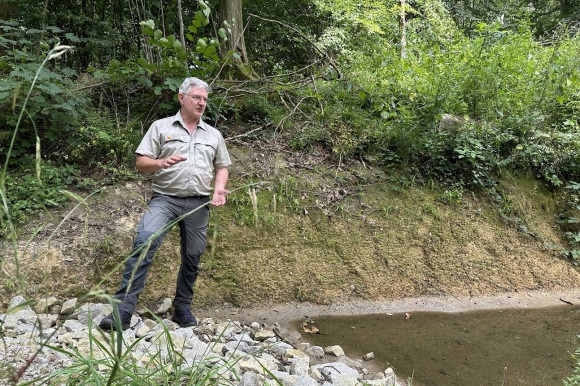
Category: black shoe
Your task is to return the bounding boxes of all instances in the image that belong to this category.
[99,310,132,331]
[172,309,197,327]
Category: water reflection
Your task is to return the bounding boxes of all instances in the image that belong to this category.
[294,306,580,386]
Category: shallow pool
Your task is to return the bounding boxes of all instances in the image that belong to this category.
[293,305,580,385]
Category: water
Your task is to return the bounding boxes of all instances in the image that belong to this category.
[293,306,580,386]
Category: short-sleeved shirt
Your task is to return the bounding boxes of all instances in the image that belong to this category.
[136,111,231,197]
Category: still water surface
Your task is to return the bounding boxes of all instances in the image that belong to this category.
[294,306,580,386]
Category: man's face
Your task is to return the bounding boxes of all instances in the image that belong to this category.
[180,86,208,119]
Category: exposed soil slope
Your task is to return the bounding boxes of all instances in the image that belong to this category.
[2,142,579,316]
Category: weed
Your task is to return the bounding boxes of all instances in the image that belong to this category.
[440,186,464,205]
[422,202,441,220]
[564,348,580,386]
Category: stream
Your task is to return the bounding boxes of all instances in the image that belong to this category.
[292,305,580,386]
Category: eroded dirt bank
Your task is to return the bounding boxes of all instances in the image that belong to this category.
[2,146,579,318]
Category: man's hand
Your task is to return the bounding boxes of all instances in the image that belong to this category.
[136,155,187,174]
[160,155,187,169]
[211,188,230,206]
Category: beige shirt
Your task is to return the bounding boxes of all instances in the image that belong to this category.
[136,111,231,197]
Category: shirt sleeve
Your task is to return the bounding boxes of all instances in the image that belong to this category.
[135,122,160,158]
[214,133,232,169]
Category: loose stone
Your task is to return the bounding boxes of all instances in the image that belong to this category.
[0,296,406,386]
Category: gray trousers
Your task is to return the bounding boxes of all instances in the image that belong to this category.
[114,193,210,315]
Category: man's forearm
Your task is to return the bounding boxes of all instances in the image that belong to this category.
[214,167,229,190]
[136,155,162,174]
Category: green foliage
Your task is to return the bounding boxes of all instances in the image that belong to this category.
[565,348,580,386]
[1,163,79,232]
[234,94,276,124]
[0,20,91,168]
[444,0,580,38]
[137,2,224,82]
[244,0,332,76]
[559,181,580,263]
[227,188,255,226]
[422,122,517,189]
[280,15,580,192]
[510,130,580,186]
[89,0,232,122]
[62,110,142,176]
[294,80,375,158]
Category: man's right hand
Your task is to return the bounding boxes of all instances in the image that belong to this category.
[136,154,187,174]
[160,155,188,169]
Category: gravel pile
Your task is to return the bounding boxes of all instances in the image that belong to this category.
[1,296,404,386]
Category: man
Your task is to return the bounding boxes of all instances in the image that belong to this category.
[100,77,231,331]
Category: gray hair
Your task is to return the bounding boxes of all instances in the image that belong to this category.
[179,77,210,94]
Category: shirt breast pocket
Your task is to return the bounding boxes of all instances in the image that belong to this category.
[160,134,190,157]
[194,142,217,167]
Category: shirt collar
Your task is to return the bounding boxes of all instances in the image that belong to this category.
[173,111,207,131]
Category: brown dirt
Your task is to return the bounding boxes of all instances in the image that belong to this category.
[1,142,579,325]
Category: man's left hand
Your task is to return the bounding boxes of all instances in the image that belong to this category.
[211,189,230,206]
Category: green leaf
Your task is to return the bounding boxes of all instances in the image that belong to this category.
[138,77,153,87]
[140,20,155,29]
[64,33,80,42]
[199,0,211,17]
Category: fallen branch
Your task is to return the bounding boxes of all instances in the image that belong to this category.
[226,125,267,141]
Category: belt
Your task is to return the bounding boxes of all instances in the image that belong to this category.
[154,193,209,199]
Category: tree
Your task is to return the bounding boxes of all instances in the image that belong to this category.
[218,0,248,63]
[399,0,407,59]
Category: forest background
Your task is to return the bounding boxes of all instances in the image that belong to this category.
[1,0,580,384]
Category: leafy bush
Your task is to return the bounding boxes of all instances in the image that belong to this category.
[1,163,79,233]
[558,181,580,263]
[85,0,233,128]
[292,16,580,190]
[0,20,91,168]
[510,130,580,186]
[62,110,142,171]
[418,122,516,188]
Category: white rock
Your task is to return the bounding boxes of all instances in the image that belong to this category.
[324,345,345,357]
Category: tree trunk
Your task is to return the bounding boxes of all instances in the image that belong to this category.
[219,0,248,63]
[177,0,185,50]
[399,0,407,59]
